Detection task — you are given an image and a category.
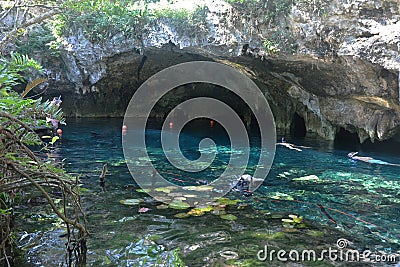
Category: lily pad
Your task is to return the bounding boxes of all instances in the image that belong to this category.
[136,188,151,193]
[168,201,191,210]
[187,206,213,216]
[293,175,319,181]
[174,213,190,218]
[293,217,303,223]
[119,199,142,206]
[155,187,172,194]
[220,214,237,221]
[183,185,214,192]
[217,198,242,205]
[187,209,205,216]
[156,204,169,209]
[195,206,213,212]
[154,196,171,203]
[288,214,303,223]
[173,197,187,201]
[168,192,183,197]
[269,192,294,201]
[282,215,303,225]
[166,186,178,190]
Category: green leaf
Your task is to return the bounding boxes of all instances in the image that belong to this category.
[220,214,237,221]
[119,199,143,205]
[50,136,59,145]
[168,201,191,210]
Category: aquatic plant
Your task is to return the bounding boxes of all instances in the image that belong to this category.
[119,199,143,206]
[220,214,237,221]
[168,200,191,210]
[282,214,306,228]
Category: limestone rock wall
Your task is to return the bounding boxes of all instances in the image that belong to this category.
[35,0,400,143]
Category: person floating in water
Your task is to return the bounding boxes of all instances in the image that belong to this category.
[232,174,253,196]
[347,152,400,166]
[276,137,310,152]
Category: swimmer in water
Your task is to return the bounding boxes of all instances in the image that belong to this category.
[232,174,254,196]
[277,137,310,152]
[347,152,400,166]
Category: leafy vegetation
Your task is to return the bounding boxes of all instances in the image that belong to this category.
[56,0,148,42]
[43,0,209,44]
[152,5,209,36]
[16,24,60,55]
[0,52,42,93]
[0,53,87,266]
[0,52,64,127]
[5,0,331,57]
[263,39,280,54]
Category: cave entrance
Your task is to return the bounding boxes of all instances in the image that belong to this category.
[335,127,359,143]
[291,113,306,137]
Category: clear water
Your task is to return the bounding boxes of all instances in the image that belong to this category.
[17,118,400,266]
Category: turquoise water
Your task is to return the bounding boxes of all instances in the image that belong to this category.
[18,118,400,266]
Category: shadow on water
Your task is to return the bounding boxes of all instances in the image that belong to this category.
[16,118,400,266]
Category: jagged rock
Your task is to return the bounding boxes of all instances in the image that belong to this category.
[33,0,400,142]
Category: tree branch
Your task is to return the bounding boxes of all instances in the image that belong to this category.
[0,1,17,22]
[10,163,87,234]
[0,8,62,52]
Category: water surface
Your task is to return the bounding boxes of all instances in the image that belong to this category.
[18,118,400,266]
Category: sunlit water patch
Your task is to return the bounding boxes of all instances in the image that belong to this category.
[16,118,400,266]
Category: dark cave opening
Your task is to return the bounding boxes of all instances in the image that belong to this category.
[335,127,359,143]
[291,113,306,137]
[334,127,362,151]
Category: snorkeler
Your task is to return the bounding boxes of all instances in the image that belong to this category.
[347,152,400,166]
[276,137,310,152]
[232,174,254,196]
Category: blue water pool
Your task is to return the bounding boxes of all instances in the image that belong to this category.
[18,118,400,266]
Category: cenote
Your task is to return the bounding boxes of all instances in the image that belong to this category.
[16,118,400,266]
[2,0,400,266]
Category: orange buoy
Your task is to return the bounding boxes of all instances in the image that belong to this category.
[210,120,215,127]
[169,122,174,129]
[56,128,62,137]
